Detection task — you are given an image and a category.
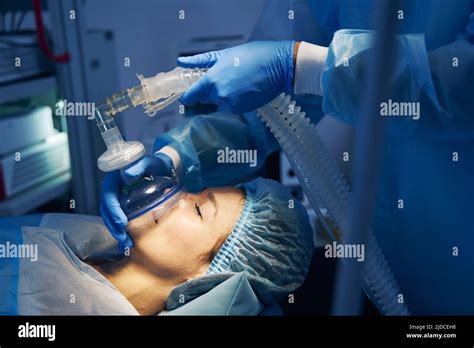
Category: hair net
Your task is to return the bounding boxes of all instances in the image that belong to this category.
[206,177,314,305]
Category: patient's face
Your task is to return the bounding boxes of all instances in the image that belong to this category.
[126,187,245,283]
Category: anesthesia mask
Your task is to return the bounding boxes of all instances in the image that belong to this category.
[119,174,186,230]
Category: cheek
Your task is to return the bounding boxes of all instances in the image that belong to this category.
[162,219,203,249]
[139,219,209,269]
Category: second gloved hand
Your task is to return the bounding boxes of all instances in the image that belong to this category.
[100,152,175,252]
[177,41,295,113]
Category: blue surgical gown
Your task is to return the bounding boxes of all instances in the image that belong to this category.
[320,0,474,315]
[155,0,474,314]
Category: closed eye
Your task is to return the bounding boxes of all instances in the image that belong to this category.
[195,203,203,219]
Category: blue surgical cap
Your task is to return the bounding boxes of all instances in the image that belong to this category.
[206,177,314,305]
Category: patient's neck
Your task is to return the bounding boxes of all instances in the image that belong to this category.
[93,253,176,315]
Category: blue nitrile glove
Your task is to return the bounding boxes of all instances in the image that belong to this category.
[100,152,174,252]
[177,41,295,113]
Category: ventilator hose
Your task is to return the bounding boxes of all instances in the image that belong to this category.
[257,94,410,316]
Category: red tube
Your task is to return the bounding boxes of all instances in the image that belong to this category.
[33,0,70,63]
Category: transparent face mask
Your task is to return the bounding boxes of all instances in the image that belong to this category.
[119,174,186,231]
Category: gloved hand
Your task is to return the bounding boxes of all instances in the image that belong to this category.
[100,152,175,252]
[177,41,295,114]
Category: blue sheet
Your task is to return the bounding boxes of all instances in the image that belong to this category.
[0,215,43,314]
[163,273,283,316]
[0,215,283,315]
